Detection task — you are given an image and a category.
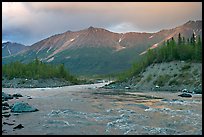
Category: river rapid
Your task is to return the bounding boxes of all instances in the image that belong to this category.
[2,82,202,135]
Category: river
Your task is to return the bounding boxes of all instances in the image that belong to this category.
[2,82,202,135]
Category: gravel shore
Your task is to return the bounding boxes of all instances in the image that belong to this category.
[2,77,74,88]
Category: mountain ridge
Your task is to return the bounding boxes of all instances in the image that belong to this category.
[2,42,28,57]
[2,20,202,75]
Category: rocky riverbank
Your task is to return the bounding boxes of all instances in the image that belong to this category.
[2,77,94,88]
[104,61,202,94]
[2,91,39,133]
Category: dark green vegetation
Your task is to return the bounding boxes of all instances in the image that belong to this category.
[2,47,141,76]
[118,33,202,81]
[2,58,79,84]
[49,47,141,75]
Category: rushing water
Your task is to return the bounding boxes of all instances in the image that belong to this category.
[2,83,202,135]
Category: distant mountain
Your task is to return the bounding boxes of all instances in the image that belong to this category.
[2,42,27,57]
[2,20,202,75]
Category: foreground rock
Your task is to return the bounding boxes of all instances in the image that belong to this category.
[2,92,13,100]
[11,102,39,113]
[13,124,24,129]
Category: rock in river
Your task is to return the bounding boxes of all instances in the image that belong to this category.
[11,102,39,113]
[13,124,24,129]
[178,93,192,98]
[13,93,23,98]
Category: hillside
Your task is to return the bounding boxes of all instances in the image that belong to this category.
[105,61,202,93]
[2,42,28,57]
[104,31,202,93]
[2,20,202,75]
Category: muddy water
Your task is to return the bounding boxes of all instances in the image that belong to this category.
[2,83,202,135]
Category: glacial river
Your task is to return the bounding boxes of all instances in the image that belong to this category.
[2,82,202,135]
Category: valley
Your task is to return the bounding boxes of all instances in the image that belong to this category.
[2,19,202,135]
[2,2,202,135]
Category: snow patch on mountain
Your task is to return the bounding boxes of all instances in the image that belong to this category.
[140,43,159,55]
[149,35,154,39]
[116,45,126,51]
[47,57,54,62]
[65,56,71,59]
[36,47,44,54]
[118,34,124,43]
[2,45,6,49]
[70,38,75,42]
[47,47,52,53]
[7,46,11,55]
[150,43,158,49]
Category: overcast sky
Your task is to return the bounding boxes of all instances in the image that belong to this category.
[2,2,202,45]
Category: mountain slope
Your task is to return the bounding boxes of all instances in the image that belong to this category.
[2,20,202,75]
[2,42,27,57]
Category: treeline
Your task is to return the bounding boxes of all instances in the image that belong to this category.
[118,33,202,81]
[2,58,79,84]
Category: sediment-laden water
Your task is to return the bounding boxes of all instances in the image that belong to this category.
[2,83,202,135]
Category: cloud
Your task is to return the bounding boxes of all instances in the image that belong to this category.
[2,2,202,45]
[107,22,141,33]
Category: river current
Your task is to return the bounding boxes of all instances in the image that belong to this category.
[2,82,202,135]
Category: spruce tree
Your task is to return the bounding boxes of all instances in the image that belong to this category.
[190,33,196,46]
[178,33,182,45]
[182,37,185,45]
[187,38,190,45]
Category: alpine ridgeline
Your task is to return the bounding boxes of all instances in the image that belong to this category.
[2,42,28,57]
[2,20,202,75]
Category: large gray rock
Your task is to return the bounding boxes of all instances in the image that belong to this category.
[2,92,13,100]
[11,102,39,113]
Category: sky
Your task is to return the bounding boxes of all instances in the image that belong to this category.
[2,2,202,45]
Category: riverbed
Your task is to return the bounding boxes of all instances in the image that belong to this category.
[2,82,202,135]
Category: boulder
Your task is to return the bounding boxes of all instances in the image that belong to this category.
[11,102,39,113]
[2,102,9,107]
[2,92,13,100]
[181,88,188,93]
[13,124,24,129]
[161,99,169,102]
[3,122,14,125]
[27,96,32,99]
[13,93,23,98]
[2,106,10,110]
[155,85,160,88]
[2,113,11,117]
[125,86,130,89]
[178,93,192,98]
